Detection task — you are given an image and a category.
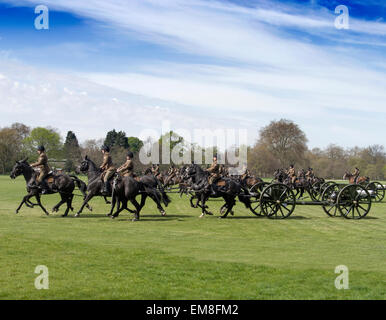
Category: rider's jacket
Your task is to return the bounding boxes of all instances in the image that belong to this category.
[100,152,115,171]
[117,159,134,177]
[31,152,50,174]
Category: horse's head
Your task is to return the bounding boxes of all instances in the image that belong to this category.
[10,158,29,179]
[79,156,90,173]
[186,164,198,178]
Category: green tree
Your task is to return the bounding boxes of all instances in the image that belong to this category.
[104,130,129,149]
[63,131,81,172]
[127,137,143,153]
[23,127,63,160]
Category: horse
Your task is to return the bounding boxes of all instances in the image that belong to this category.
[10,158,79,216]
[109,172,171,221]
[343,172,370,185]
[185,164,251,218]
[273,168,311,199]
[75,155,124,216]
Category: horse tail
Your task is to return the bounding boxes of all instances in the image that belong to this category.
[156,177,171,207]
[70,175,87,196]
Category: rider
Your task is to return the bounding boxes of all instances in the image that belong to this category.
[117,151,134,177]
[152,164,160,177]
[206,154,221,195]
[287,164,297,185]
[100,145,116,195]
[240,164,249,181]
[305,167,314,182]
[30,145,51,194]
[352,167,360,184]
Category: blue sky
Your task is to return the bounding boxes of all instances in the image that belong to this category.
[0,0,385,149]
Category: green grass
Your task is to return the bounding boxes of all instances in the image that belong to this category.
[0,175,385,299]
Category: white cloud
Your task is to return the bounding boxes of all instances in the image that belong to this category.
[1,0,386,148]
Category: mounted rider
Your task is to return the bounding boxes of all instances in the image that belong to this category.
[117,151,134,177]
[205,155,221,195]
[286,164,297,184]
[30,145,51,194]
[100,145,116,195]
[240,164,249,181]
[305,167,314,182]
[152,164,160,177]
[352,167,360,184]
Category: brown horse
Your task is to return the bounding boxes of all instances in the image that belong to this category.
[343,172,370,185]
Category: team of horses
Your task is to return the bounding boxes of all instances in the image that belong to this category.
[9,157,370,220]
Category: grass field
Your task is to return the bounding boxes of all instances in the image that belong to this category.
[0,175,385,300]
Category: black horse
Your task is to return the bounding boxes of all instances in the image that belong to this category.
[10,158,79,216]
[108,172,171,221]
[273,169,312,199]
[75,156,116,216]
[185,164,251,218]
[76,156,171,217]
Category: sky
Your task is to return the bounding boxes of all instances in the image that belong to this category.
[0,0,385,149]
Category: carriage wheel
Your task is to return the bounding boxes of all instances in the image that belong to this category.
[248,182,269,216]
[321,183,340,217]
[310,181,323,201]
[260,183,296,219]
[366,182,385,203]
[337,185,372,219]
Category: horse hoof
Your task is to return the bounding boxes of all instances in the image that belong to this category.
[199,214,204,218]
[61,214,67,217]
[45,212,49,216]
[230,211,234,216]
[219,216,226,219]
[110,215,115,219]
[207,212,213,216]
[161,211,166,216]
[75,213,80,217]
[106,213,111,217]
[132,218,139,222]
[15,210,19,214]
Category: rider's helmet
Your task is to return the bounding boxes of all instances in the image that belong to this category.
[101,145,110,152]
[37,145,45,152]
[127,151,134,158]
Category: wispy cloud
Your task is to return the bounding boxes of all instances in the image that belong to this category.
[1,0,385,148]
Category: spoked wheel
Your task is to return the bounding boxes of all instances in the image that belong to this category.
[337,185,372,219]
[260,183,296,219]
[248,182,269,216]
[321,183,340,217]
[309,180,323,201]
[366,182,385,203]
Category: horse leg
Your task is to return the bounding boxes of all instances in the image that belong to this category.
[104,196,111,205]
[199,193,207,218]
[220,197,236,219]
[130,198,141,221]
[16,194,33,214]
[148,191,166,216]
[35,194,49,216]
[75,192,95,217]
[63,194,74,217]
[52,193,66,213]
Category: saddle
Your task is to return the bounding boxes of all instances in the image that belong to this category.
[216,180,226,187]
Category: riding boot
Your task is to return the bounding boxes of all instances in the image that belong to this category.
[102,181,110,195]
[210,185,217,196]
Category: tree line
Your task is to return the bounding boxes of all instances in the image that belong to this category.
[1,120,385,180]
